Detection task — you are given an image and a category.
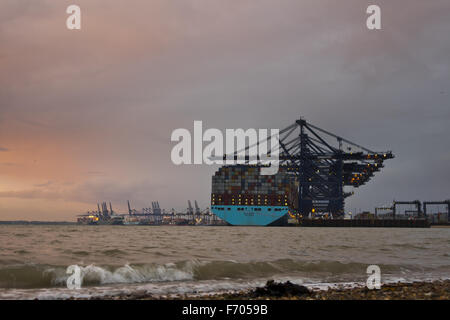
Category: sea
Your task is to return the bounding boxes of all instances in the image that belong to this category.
[0,225,449,299]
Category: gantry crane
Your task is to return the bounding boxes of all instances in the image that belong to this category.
[226,118,394,218]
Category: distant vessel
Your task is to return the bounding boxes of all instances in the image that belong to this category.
[77,214,99,225]
[211,165,298,226]
[122,215,140,225]
[77,214,124,225]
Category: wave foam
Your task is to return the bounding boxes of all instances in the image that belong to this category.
[53,262,196,287]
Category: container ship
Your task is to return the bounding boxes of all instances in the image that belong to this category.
[211,165,298,226]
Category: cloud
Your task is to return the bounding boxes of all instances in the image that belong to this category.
[0,1,450,220]
[85,171,106,176]
[33,181,53,187]
[0,178,166,211]
[0,147,8,152]
[1,162,16,166]
[0,189,62,200]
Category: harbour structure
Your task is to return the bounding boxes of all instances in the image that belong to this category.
[302,199,449,227]
[423,200,450,224]
[78,199,224,226]
[211,117,395,226]
[375,200,450,224]
[77,202,124,225]
[124,200,225,225]
[124,200,163,225]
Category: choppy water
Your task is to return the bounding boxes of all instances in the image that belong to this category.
[0,225,449,299]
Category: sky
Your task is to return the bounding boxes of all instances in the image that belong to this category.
[0,0,449,220]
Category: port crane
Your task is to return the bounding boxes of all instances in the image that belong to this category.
[423,200,450,217]
[393,200,422,218]
[194,200,201,215]
[227,118,394,217]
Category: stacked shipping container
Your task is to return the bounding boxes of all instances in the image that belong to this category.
[211,165,299,209]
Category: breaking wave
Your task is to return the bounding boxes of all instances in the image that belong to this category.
[0,262,196,289]
[0,259,422,289]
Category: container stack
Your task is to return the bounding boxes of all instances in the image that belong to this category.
[211,165,298,208]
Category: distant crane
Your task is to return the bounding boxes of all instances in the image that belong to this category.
[393,200,422,219]
[187,200,194,215]
[152,201,162,215]
[127,200,132,215]
[375,205,393,217]
[194,200,201,215]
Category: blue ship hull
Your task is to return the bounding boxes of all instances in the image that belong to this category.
[211,205,289,226]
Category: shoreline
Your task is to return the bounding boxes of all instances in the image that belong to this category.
[72,279,450,300]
